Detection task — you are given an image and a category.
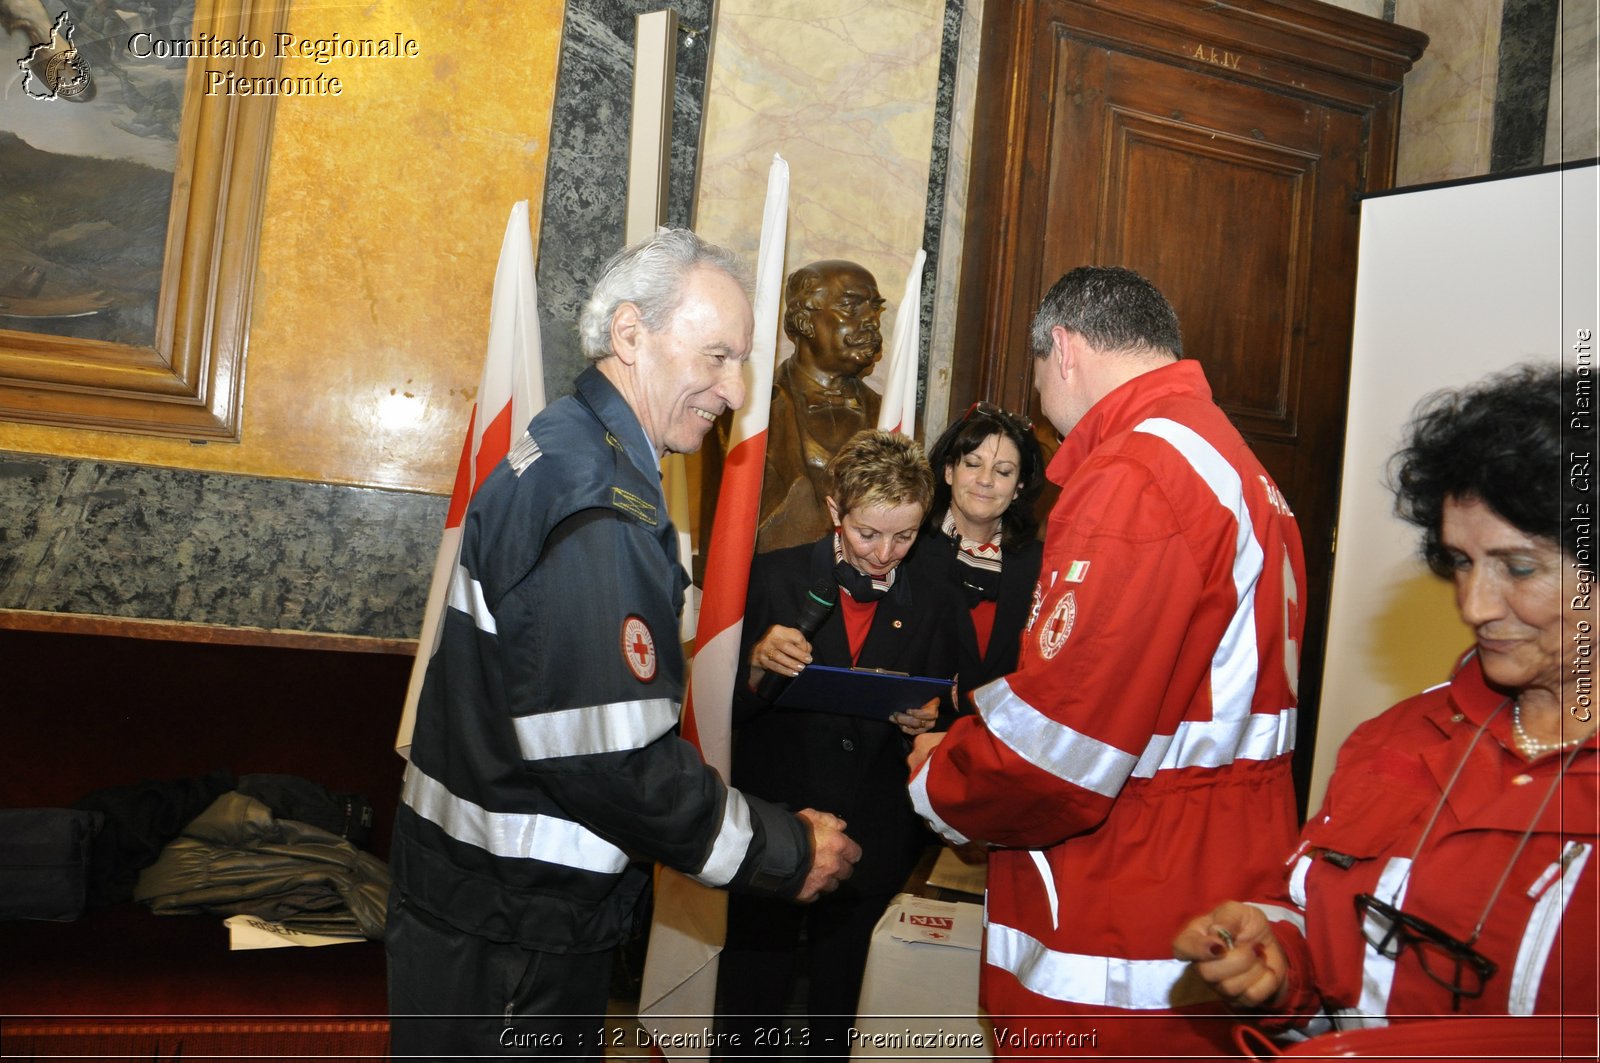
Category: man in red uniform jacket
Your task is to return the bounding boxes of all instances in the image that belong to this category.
[908,267,1305,1055]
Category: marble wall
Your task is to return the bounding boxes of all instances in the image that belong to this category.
[1492,0,1562,170]
[535,0,714,398]
[1546,0,1600,162]
[925,0,982,439]
[1395,0,1507,185]
[692,0,948,399]
[1391,0,1595,184]
[0,451,443,638]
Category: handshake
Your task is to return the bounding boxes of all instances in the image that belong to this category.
[793,808,863,902]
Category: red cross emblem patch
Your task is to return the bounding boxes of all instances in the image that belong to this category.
[1037,592,1076,660]
[621,615,658,682]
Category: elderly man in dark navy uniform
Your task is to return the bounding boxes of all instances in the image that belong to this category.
[388,229,862,1060]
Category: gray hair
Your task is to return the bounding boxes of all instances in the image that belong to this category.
[1028,265,1183,358]
[578,228,751,361]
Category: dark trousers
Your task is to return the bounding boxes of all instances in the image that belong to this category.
[386,892,613,1061]
[715,888,895,1061]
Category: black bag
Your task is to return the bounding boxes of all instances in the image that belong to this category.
[0,807,104,921]
[236,774,375,850]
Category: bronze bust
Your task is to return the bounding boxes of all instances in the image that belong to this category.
[757,260,886,552]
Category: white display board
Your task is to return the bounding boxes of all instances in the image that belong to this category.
[1312,163,1599,811]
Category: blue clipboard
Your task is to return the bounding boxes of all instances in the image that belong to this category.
[773,663,953,720]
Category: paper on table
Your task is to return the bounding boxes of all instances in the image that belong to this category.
[225,914,366,950]
[924,844,988,897]
[889,895,982,950]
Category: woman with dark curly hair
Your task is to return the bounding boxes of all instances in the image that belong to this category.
[1173,363,1597,1041]
[922,402,1047,692]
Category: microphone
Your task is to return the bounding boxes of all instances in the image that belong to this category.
[755,578,838,701]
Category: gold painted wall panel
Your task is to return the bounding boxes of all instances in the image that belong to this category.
[0,0,565,494]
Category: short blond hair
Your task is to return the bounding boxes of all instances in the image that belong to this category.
[827,430,933,519]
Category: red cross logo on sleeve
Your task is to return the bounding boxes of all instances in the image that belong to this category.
[621,615,658,682]
[1037,591,1076,660]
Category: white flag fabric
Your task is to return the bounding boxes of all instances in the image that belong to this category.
[637,155,789,1055]
[395,201,545,759]
[876,248,927,435]
[664,453,700,643]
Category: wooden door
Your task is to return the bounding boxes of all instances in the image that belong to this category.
[952,0,1426,807]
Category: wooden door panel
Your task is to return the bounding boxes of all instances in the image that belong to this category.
[1102,109,1314,437]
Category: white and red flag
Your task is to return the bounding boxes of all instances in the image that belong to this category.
[395,200,545,759]
[637,154,790,1051]
[876,248,926,435]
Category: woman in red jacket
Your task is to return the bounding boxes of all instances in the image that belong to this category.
[1174,364,1597,1041]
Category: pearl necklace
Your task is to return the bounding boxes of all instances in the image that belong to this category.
[1513,700,1584,757]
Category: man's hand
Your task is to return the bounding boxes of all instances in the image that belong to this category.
[792,808,861,902]
[906,730,945,775]
[1171,900,1289,1009]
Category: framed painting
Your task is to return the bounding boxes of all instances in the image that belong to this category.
[0,0,288,440]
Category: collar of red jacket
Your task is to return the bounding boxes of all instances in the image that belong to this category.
[1046,358,1211,488]
[1417,649,1598,830]
[1433,650,1599,766]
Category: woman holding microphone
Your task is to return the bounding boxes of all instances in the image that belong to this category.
[717,429,964,1058]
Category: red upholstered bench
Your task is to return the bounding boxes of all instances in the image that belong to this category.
[0,622,412,1059]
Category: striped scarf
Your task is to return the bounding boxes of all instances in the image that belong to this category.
[832,532,896,602]
[941,508,1002,606]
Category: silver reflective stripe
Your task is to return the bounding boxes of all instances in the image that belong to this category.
[1130,708,1297,777]
[1328,1007,1379,1032]
[1248,900,1307,936]
[448,563,497,635]
[1029,850,1061,931]
[1294,1015,1333,1040]
[401,762,628,874]
[908,763,971,845]
[986,921,1217,1009]
[1134,418,1262,725]
[1287,854,1313,909]
[1348,856,1412,1028]
[975,677,1137,799]
[692,788,755,888]
[508,431,542,476]
[512,698,679,762]
[1509,841,1590,1014]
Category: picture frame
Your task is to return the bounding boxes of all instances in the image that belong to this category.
[0,0,289,441]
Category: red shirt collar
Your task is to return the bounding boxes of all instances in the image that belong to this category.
[1047,359,1210,488]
